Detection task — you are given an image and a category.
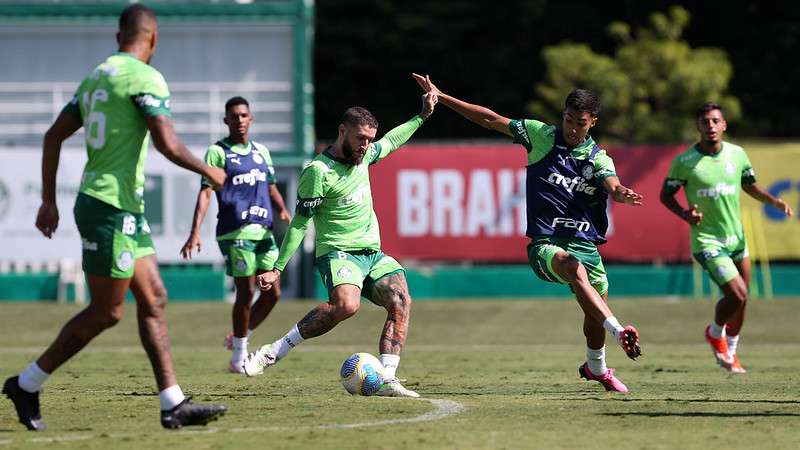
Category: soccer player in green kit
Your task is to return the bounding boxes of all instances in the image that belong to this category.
[2,4,226,430]
[242,92,438,398]
[661,103,793,373]
[180,96,291,373]
[411,74,642,393]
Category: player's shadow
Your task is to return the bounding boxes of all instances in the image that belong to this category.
[575,397,800,405]
[602,411,800,417]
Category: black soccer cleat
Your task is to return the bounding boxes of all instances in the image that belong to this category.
[160,397,226,429]
[2,376,46,431]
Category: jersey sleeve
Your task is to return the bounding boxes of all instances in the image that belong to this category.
[593,150,617,179]
[662,156,686,195]
[62,93,82,123]
[369,115,425,164]
[129,67,172,117]
[295,161,327,217]
[508,119,553,163]
[739,149,756,185]
[201,145,225,187]
[256,144,277,184]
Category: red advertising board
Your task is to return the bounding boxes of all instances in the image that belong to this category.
[370,144,693,263]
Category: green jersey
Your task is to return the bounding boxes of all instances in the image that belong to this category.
[512,119,617,176]
[664,142,756,253]
[202,138,277,241]
[64,52,172,213]
[273,115,425,271]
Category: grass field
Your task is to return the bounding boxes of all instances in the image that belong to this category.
[2,298,800,449]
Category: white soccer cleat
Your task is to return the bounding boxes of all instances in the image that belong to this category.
[375,378,420,398]
[241,344,276,377]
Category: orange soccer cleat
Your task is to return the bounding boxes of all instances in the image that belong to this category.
[704,325,734,369]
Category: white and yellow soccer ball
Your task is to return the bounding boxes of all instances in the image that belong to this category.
[340,352,385,396]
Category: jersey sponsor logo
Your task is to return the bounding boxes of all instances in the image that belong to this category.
[337,185,370,207]
[81,238,98,251]
[134,94,163,109]
[232,169,268,186]
[696,182,736,199]
[513,121,530,145]
[665,178,685,188]
[240,205,269,220]
[546,172,597,195]
[551,217,591,232]
[299,197,323,209]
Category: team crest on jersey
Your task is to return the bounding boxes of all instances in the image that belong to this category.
[582,165,594,180]
[725,161,735,175]
[252,152,264,165]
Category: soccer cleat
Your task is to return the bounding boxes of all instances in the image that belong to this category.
[578,363,629,393]
[2,376,46,431]
[618,325,642,360]
[228,360,245,374]
[375,378,420,398]
[223,332,234,351]
[241,344,276,377]
[729,355,747,374]
[704,325,733,368]
[160,397,226,429]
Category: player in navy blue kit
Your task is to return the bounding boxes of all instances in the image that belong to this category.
[414,74,642,392]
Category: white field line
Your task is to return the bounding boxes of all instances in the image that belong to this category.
[0,397,465,445]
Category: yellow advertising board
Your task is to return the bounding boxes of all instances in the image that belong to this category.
[739,142,800,260]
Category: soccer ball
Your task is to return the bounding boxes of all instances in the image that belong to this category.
[340,352,384,396]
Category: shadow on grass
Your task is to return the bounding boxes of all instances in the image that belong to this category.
[567,397,800,405]
[602,411,800,417]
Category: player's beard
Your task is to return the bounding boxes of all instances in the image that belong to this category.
[342,141,365,165]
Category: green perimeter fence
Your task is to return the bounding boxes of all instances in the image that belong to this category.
[1,264,798,302]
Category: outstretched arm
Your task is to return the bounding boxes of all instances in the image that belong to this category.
[604,176,643,206]
[742,183,794,217]
[370,92,437,162]
[147,116,226,189]
[257,214,311,290]
[269,184,292,223]
[412,73,512,136]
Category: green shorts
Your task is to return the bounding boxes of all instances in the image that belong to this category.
[316,249,404,298]
[693,244,748,286]
[74,193,155,279]
[527,235,608,295]
[218,235,279,277]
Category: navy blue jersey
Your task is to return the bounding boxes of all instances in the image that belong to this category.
[214,140,273,236]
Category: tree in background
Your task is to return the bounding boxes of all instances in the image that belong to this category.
[530,6,740,144]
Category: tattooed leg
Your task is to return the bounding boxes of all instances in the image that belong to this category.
[368,272,412,355]
[36,274,131,374]
[130,255,177,391]
[297,284,361,339]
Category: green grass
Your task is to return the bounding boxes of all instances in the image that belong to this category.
[2,298,800,449]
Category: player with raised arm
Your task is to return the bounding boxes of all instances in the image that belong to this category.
[180,96,291,373]
[242,92,438,398]
[2,4,227,430]
[412,74,642,393]
[660,103,793,373]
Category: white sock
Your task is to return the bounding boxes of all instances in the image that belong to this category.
[18,362,49,393]
[272,324,305,361]
[380,354,400,380]
[231,336,248,363]
[586,346,607,376]
[602,316,624,339]
[708,321,725,339]
[159,385,185,411]
[727,334,740,356]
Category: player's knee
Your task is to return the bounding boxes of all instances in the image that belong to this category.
[555,255,586,283]
[334,300,360,320]
[236,284,256,305]
[96,306,124,329]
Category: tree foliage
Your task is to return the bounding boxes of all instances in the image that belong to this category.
[529,6,740,144]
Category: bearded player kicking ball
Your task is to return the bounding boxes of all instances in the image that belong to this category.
[413,74,642,393]
[242,91,438,398]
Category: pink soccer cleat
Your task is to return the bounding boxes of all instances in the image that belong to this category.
[579,363,629,393]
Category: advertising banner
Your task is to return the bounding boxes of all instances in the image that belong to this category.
[0,148,219,263]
